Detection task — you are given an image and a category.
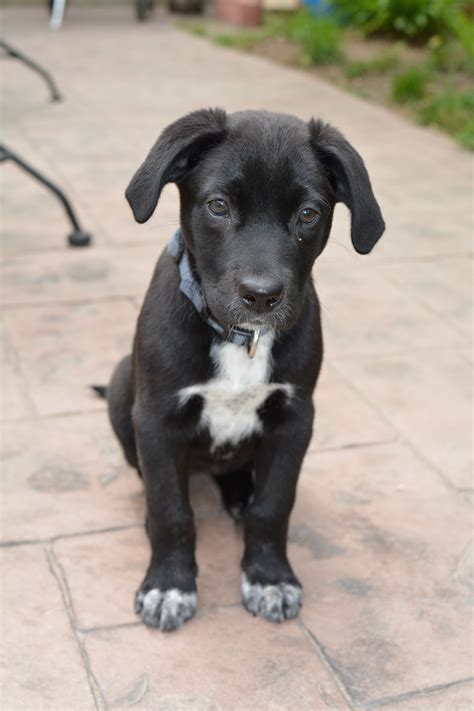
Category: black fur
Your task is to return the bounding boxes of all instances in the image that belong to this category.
[213,469,254,521]
[104,109,384,631]
[91,385,107,398]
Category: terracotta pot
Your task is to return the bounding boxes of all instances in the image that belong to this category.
[215,0,262,26]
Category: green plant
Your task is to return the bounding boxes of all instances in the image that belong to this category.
[180,20,208,37]
[331,0,470,41]
[284,10,344,65]
[263,12,291,38]
[345,60,370,78]
[392,66,430,102]
[456,118,474,150]
[418,87,474,148]
[445,9,474,65]
[371,50,402,72]
[213,31,262,50]
[345,49,400,78]
[428,34,472,72]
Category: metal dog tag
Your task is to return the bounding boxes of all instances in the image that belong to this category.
[247,329,261,359]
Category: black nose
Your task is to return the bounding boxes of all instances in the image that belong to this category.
[239,277,284,313]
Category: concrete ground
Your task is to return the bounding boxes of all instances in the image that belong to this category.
[1,7,472,711]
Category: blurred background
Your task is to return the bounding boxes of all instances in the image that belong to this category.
[5,0,473,145]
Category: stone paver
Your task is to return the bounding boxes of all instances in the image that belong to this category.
[1,545,96,711]
[1,413,144,542]
[1,323,36,421]
[309,363,396,453]
[84,607,350,711]
[1,7,472,711]
[314,258,466,358]
[386,683,474,711]
[3,300,137,416]
[335,350,472,490]
[293,444,473,706]
[378,258,472,341]
[2,244,156,306]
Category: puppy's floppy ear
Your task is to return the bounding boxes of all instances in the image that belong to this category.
[309,119,385,254]
[126,108,227,224]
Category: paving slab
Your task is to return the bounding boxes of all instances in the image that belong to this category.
[314,259,467,359]
[333,350,473,490]
[378,257,472,340]
[1,322,36,421]
[1,545,96,711]
[3,299,137,416]
[2,244,157,306]
[384,682,474,711]
[84,606,349,710]
[1,412,144,542]
[291,443,473,706]
[310,363,396,453]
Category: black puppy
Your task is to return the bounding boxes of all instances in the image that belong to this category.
[104,109,384,632]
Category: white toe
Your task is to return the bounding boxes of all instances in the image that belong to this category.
[136,587,197,631]
[240,573,303,622]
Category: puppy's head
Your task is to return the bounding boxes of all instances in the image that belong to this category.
[126,109,384,330]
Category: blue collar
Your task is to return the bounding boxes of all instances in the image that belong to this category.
[168,229,266,358]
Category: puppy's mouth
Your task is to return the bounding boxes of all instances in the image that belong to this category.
[207,300,298,333]
[235,315,288,331]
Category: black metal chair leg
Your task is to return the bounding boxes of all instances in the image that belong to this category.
[0,144,92,247]
[0,39,62,102]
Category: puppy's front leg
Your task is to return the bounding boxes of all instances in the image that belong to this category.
[241,398,314,623]
[133,406,197,632]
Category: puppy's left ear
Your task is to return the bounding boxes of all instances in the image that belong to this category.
[126,108,227,224]
[309,119,385,254]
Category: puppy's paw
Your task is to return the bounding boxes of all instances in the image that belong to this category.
[240,573,303,622]
[135,587,197,631]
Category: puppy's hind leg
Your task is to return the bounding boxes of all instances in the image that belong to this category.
[213,468,254,522]
[106,354,140,473]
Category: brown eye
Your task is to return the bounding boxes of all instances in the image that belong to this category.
[300,208,320,225]
[207,199,229,217]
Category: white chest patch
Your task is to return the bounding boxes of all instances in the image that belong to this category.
[178,332,293,450]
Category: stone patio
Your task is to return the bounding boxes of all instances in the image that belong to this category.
[1,7,472,711]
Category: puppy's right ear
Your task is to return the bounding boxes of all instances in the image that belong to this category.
[126,108,227,223]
